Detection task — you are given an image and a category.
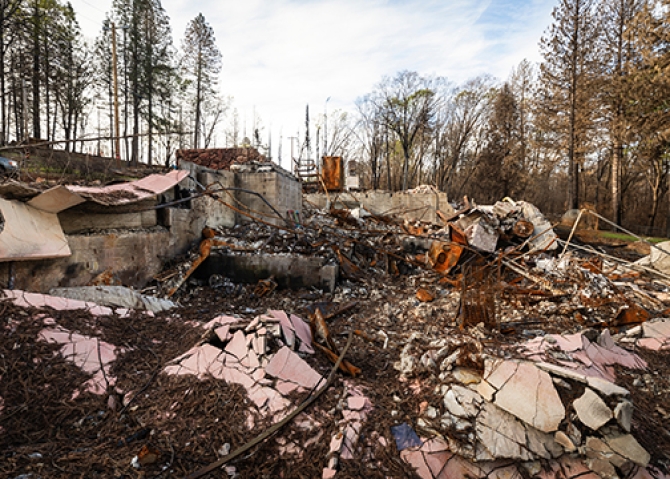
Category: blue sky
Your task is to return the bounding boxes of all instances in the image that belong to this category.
[71,0,557,166]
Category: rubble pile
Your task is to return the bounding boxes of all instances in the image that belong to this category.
[164,310,322,422]
[2,197,670,479]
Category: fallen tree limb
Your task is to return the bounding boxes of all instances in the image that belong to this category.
[182,331,356,479]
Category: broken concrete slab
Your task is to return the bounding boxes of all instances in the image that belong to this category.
[573,387,613,430]
[49,286,176,313]
[198,252,339,292]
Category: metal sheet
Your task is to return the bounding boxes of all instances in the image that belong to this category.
[67,169,189,206]
[321,156,343,191]
[0,198,70,261]
[27,185,86,213]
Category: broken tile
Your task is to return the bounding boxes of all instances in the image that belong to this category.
[203,315,242,329]
[614,400,633,432]
[437,454,486,479]
[265,346,324,389]
[424,449,454,478]
[554,431,576,452]
[225,330,248,360]
[7,290,112,316]
[215,325,230,342]
[573,388,613,430]
[452,367,482,385]
[245,316,260,331]
[341,421,362,460]
[476,402,531,461]
[242,347,260,369]
[476,380,497,401]
[536,362,588,383]
[493,361,565,433]
[322,467,337,479]
[586,376,629,397]
[400,448,432,479]
[275,379,301,396]
[347,395,371,411]
[485,360,518,390]
[290,313,314,354]
[604,434,650,466]
[269,310,295,349]
[526,426,563,459]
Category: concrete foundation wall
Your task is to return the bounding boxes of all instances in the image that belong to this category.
[1,165,302,292]
[0,229,173,291]
[236,170,302,226]
[197,253,338,292]
[197,170,236,229]
[59,209,158,234]
[305,191,454,224]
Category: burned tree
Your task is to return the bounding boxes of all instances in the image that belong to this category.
[182,13,221,149]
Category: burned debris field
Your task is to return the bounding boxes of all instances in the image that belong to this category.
[2,183,670,479]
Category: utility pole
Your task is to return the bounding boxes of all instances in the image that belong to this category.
[111,22,121,168]
[278,129,283,167]
[288,135,297,174]
[324,96,330,157]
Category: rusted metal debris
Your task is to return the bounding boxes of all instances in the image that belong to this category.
[310,309,361,376]
[165,228,234,297]
[254,277,277,297]
[459,266,498,330]
[321,156,344,192]
[427,241,463,275]
[416,288,435,302]
[512,219,534,238]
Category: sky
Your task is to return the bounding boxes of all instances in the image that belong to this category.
[70,0,557,168]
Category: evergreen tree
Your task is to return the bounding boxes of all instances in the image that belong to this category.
[182,13,221,149]
[538,0,602,209]
[600,0,644,224]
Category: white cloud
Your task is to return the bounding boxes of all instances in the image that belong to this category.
[70,0,556,167]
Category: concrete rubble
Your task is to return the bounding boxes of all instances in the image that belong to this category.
[2,178,670,478]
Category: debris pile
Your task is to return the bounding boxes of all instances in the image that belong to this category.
[3,197,670,479]
[176,147,267,170]
[164,310,323,423]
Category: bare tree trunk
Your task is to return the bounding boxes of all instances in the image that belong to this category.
[567,0,581,210]
[612,140,622,223]
[31,0,40,139]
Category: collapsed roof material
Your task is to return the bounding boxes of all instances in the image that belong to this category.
[0,198,70,260]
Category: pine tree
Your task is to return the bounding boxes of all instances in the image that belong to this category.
[600,0,644,224]
[182,13,221,149]
[624,0,670,230]
[538,0,601,210]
